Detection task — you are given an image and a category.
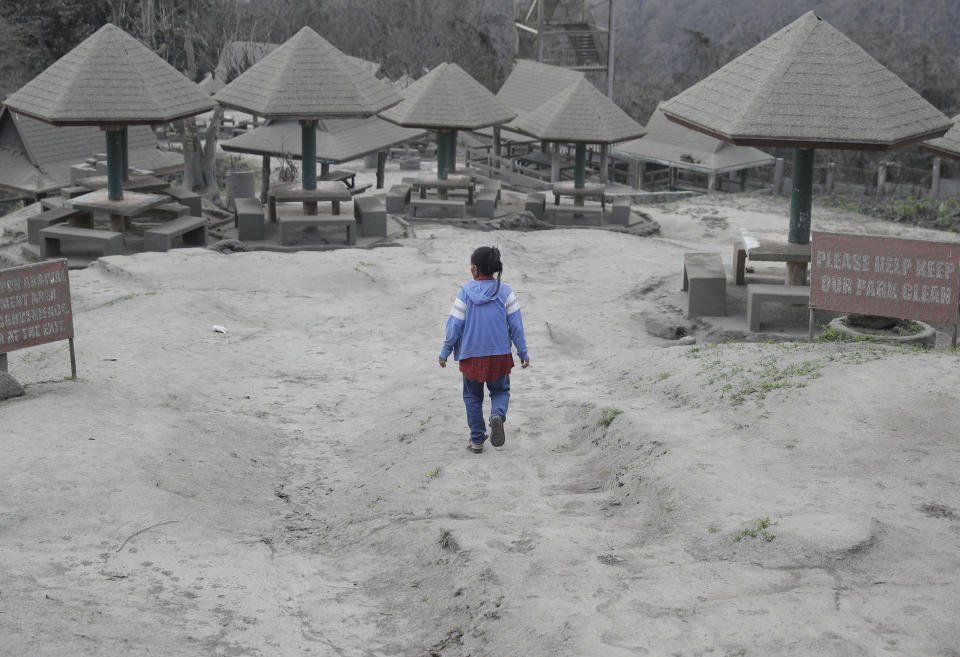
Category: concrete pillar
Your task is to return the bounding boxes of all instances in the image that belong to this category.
[493,127,502,172]
[120,127,129,182]
[826,161,835,192]
[261,155,271,204]
[377,151,387,189]
[707,173,717,192]
[774,157,785,194]
[551,142,560,183]
[740,169,748,192]
[668,167,677,191]
[599,144,609,183]
[606,0,616,98]
[932,156,942,198]
[104,127,124,201]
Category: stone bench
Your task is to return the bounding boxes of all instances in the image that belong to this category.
[28,208,92,245]
[234,198,265,241]
[410,198,466,218]
[475,189,499,218]
[143,215,207,252]
[40,225,123,259]
[164,185,202,217]
[353,196,387,238]
[524,192,546,220]
[278,214,356,246]
[610,196,632,225]
[545,204,603,226]
[746,284,810,332]
[386,184,412,213]
[349,183,373,196]
[682,252,726,318]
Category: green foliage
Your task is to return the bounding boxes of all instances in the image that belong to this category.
[598,407,623,427]
[822,194,960,233]
[733,517,777,542]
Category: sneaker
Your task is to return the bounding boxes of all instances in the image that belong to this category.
[489,415,505,447]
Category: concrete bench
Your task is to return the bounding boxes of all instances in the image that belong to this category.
[386,184,412,213]
[349,183,373,197]
[278,214,356,246]
[28,208,92,245]
[40,225,123,259]
[353,196,387,238]
[475,189,499,218]
[143,215,207,252]
[60,185,88,199]
[410,198,466,219]
[746,284,810,332]
[682,252,726,318]
[524,192,546,220]
[234,198,265,241]
[545,204,604,226]
[145,202,190,220]
[610,196,631,225]
[164,185,202,217]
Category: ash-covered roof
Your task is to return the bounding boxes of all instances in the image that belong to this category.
[922,113,960,160]
[660,11,951,150]
[214,27,400,119]
[3,23,213,126]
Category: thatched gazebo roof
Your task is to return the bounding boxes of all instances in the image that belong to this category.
[3,23,213,126]
[510,77,645,144]
[221,117,425,163]
[660,11,951,150]
[922,113,960,160]
[214,27,400,119]
[379,62,516,130]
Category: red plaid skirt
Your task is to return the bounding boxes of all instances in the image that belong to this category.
[459,353,515,382]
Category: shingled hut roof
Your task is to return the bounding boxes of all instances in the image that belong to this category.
[3,23,213,126]
[660,11,951,150]
[213,27,400,119]
[220,117,425,164]
[0,106,181,196]
[510,78,645,144]
[922,113,960,160]
[379,62,516,130]
[612,104,774,175]
[497,60,584,116]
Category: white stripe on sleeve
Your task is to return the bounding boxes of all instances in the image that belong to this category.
[505,292,520,315]
[450,298,466,320]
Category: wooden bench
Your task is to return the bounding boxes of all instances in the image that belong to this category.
[410,198,466,218]
[143,215,207,252]
[40,225,123,259]
[746,284,810,332]
[386,184,411,213]
[28,208,92,245]
[545,204,604,226]
[682,252,726,318]
[610,196,632,225]
[234,198,265,241]
[278,214,356,246]
[733,231,812,285]
[353,196,387,237]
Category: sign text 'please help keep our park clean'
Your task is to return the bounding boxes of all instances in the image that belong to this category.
[810,231,960,324]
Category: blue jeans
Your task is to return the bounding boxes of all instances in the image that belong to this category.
[462,374,510,444]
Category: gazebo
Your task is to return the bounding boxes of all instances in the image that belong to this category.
[922,113,960,198]
[3,23,213,223]
[379,62,516,180]
[220,117,426,199]
[511,77,645,197]
[214,27,400,213]
[661,11,952,283]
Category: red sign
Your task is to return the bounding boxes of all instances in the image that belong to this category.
[0,259,74,353]
[811,231,960,324]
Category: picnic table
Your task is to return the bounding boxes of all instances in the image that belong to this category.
[733,229,812,285]
[267,182,351,222]
[74,174,171,194]
[65,189,169,233]
[552,181,607,210]
[319,169,357,189]
[411,174,476,203]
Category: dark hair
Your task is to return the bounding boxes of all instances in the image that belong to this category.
[471,246,503,294]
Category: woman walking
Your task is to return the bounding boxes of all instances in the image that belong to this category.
[439,246,530,453]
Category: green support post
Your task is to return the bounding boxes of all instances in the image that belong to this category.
[105,127,124,201]
[574,143,586,188]
[437,132,448,180]
[789,148,814,244]
[447,129,457,174]
[301,121,317,191]
[120,126,129,181]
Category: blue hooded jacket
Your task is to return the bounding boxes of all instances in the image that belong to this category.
[440,279,528,362]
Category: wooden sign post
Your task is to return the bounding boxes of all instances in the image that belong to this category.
[0,259,76,378]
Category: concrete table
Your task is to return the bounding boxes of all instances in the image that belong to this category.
[410,175,476,203]
[65,189,169,233]
[552,181,607,209]
[267,182,351,222]
[75,174,171,194]
[733,229,812,285]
